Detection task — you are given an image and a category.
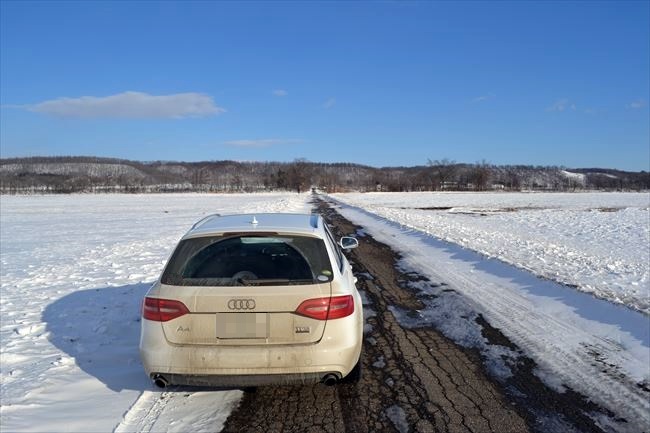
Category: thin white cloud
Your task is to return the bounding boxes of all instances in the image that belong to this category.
[626,99,646,109]
[26,91,224,118]
[272,89,288,97]
[546,98,576,112]
[322,97,336,109]
[471,93,495,103]
[224,138,303,148]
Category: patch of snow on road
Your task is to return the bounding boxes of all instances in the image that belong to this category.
[332,192,649,314]
[0,193,311,432]
[387,277,517,381]
[385,404,409,433]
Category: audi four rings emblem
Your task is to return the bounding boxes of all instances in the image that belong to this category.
[228,299,256,310]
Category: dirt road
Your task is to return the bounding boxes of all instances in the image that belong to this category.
[221,201,608,433]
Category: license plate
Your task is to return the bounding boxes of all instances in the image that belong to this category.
[216,313,268,339]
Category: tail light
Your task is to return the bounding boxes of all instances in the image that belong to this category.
[295,295,354,320]
[143,297,189,322]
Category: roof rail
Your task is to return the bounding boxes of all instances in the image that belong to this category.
[191,213,221,229]
[309,213,320,229]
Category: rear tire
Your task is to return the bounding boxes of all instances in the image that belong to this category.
[341,358,362,384]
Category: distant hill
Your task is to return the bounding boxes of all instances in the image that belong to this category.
[0,156,648,193]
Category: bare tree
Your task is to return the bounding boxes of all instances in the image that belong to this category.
[427,158,457,190]
[505,167,521,190]
[469,160,491,191]
[287,158,311,193]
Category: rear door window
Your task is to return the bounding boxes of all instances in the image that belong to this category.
[162,234,333,286]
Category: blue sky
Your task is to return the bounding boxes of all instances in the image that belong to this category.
[1,1,648,170]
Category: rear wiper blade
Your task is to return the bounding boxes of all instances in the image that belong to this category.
[239,278,316,286]
[285,279,319,285]
[240,278,290,286]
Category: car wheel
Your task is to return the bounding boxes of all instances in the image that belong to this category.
[341,357,362,385]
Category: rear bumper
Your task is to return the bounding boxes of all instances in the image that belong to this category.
[139,313,363,383]
[152,371,340,387]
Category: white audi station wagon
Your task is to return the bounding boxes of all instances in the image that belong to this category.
[139,213,363,388]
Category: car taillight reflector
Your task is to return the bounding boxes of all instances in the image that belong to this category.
[295,295,354,320]
[143,297,190,322]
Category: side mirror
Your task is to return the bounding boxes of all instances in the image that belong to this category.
[339,236,359,250]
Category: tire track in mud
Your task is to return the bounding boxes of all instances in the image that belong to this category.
[222,201,530,433]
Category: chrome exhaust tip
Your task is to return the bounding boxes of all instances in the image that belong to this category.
[152,374,169,389]
[321,373,338,386]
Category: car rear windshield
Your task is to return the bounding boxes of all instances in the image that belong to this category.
[161,234,334,286]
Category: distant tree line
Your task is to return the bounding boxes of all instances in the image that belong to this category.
[0,156,648,194]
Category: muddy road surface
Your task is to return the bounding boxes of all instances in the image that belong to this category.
[221,201,609,433]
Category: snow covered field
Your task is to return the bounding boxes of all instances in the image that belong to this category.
[1,192,648,432]
[331,192,650,314]
[0,193,311,432]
